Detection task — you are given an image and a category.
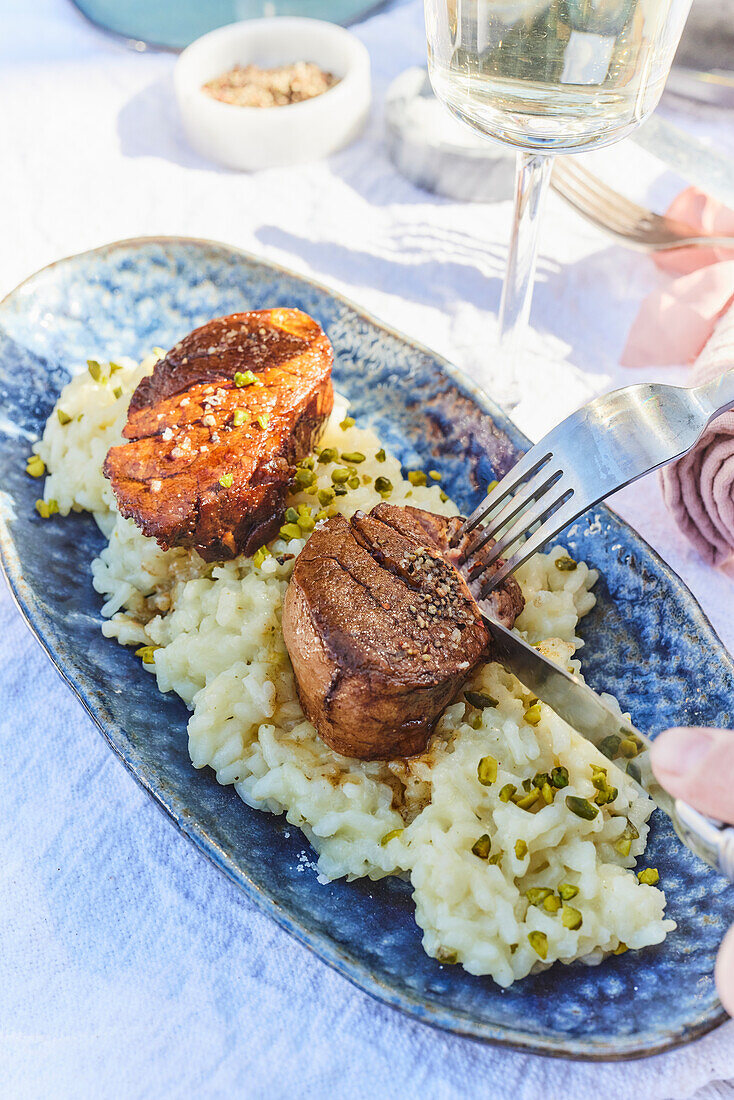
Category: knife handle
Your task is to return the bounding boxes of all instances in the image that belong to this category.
[673,799,734,882]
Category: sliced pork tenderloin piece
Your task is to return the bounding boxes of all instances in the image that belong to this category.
[282,503,524,760]
[104,308,333,561]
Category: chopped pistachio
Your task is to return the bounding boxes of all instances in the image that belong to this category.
[294,468,315,487]
[347,476,360,490]
[380,828,403,847]
[637,867,660,886]
[436,947,458,965]
[439,491,449,503]
[565,795,599,820]
[285,507,299,523]
[595,784,618,806]
[613,942,628,955]
[279,523,302,541]
[113,386,123,400]
[375,448,386,462]
[555,555,578,571]
[558,883,579,901]
[109,361,124,373]
[540,781,555,805]
[341,451,365,464]
[315,509,328,522]
[232,409,247,427]
[218,473,233,489]
[35,498,59,518]
[621,820,639,841]
[614,837,632,857]
[488,852,503,866]
[25,455,45,478]
[562,906,583,930]
[514,789,540,811]
[375,476,393,496]
[533,772,551,789]
[619,736,640,758]
[334,488,348,497]
[134,644,160,665]
[464,690,499,710]
[599,734,622,760]
[318,447,338,464]
[477,755,498,785]
[339,416,355,430]
[298,515,315,533]
[234,369,256,387]
[318,487,335,506]
[429,470,441,481]
[524,702,542,726]
[526,887,554,906]
[471,834,491,859]
[256,413,269,430]
[299,455,315,470]
[252,546,270,568]
[522,778,533,792]
[361,475,372,486]
[514,839,528,860]
[407,470,427,487]
[486,479,498,493]
[528,931,548,959]
[543,893,561,913]
[152,346,166,359]
[331,467,350,484]
[626,761,642,784]
[56,409,72,426]
[499,783,516,803]
[550,765,569,789]
[87,359,103,381]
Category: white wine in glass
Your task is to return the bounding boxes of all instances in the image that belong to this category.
[424,0,693,383]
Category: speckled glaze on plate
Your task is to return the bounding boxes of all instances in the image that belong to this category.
[0,237,732,1060]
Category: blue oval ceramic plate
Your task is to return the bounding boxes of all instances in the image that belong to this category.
[0,237,732,1060]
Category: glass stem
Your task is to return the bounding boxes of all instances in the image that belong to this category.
[498,151,554,359]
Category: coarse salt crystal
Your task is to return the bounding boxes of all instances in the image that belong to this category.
[150,479,162,493]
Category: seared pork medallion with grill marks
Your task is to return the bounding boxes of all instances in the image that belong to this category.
[282,503,524,759]
[104,308,333,561]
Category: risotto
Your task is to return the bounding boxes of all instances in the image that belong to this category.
[32,350,674,986]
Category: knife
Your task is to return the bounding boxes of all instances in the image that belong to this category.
[480,610,734,882]
[632,114,734,211]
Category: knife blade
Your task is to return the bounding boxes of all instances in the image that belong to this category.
[480,609,734,878]
[632,114,734,210]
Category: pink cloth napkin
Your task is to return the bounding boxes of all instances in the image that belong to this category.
[622,187,734,566]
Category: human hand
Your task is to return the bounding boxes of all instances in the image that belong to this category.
[651,727,734,1016]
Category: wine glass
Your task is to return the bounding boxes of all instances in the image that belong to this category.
[424,0,693,384]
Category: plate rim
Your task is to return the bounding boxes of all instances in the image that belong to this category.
[0,234,730,1060]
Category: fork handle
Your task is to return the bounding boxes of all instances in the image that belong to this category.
[695,368,734,422]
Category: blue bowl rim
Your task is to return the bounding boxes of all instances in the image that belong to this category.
[0,234,730,1060]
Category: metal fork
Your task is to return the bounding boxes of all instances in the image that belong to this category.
[551,160,734,251]
[459,371,734,595]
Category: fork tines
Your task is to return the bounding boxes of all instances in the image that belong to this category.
[458,451,575,597]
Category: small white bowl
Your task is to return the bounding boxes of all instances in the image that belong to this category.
[174,17,371,171]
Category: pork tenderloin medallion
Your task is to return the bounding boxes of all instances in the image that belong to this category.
[104,308,333,561]
[282,503,524,760]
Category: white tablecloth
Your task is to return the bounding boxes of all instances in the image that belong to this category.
[1,1,733,1096]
